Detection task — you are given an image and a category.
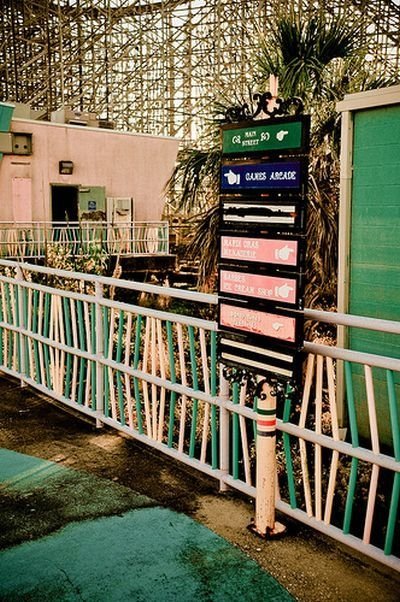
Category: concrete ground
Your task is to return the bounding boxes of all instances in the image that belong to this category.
[0,375,399,601]
[0,448,291,601]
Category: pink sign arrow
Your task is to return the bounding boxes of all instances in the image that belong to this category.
[219,303,297,343]
[221,235,298,266]
[220,270,297,305]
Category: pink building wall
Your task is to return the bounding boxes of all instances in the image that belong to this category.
[0,118,179,222]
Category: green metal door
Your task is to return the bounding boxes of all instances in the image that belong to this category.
[78,186,106,221]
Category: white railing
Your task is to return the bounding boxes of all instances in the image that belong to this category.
[0,258,398,572]
[0,221,169,258]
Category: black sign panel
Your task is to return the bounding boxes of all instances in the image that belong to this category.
[219,332,302,381]
[220,197,306,232]
[218,112,310,382]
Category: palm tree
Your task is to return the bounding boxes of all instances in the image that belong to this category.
[255,8,362,308]
[169,6,397,306]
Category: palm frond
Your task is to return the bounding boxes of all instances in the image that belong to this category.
[186,204,220,292]
[256,9,364,102]
[168,146,221,214]
[305,166,339,309]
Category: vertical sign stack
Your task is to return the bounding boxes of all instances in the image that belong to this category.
[218,114,310,383]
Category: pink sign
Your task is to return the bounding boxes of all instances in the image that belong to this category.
[220,270,297,305]
[221,235,298,266]
[220,303,296,343]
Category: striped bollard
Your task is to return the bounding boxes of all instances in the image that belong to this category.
[250,378,286,538]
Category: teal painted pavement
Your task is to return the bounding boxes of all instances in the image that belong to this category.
[0,449,293,601]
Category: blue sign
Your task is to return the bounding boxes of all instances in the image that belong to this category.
[88,200,97,210]
[221,160,302,192]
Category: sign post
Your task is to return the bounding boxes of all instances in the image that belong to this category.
[218,84,310,538]
[253,378,286,537]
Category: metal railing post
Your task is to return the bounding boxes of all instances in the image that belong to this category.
[15,265,27,387]
[95,281,104,428]
[219,365,230,492]
[165,222,169,254]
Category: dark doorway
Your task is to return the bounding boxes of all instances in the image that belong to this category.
[51,185,79,222]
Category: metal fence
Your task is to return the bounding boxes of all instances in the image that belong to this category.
[0,258,398,571]
[0,221,169,258]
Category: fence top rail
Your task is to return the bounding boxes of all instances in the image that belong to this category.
[1,258,400,331]
[304,341,400,372]
[0,258,217,305]
[0,221,168,227]
[304,308,400,336]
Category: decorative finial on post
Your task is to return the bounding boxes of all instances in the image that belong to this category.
[270,74,278,96]
[264,74,280,116]
[225,74,303,123]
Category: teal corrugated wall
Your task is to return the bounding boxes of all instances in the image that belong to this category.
[348,104,400,447]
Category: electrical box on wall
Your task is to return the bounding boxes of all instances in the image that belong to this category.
[11,132,32,155]
[0,132,32,155]
[0,132,13,153]
[107,197,134,224]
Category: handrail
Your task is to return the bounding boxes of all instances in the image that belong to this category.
[3,259,400,327]
[0,259,216,304]
[304,308,400,335]
[0,220,167,225]
[0,221,170,257]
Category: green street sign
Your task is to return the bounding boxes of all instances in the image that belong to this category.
[222,117,309,155]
